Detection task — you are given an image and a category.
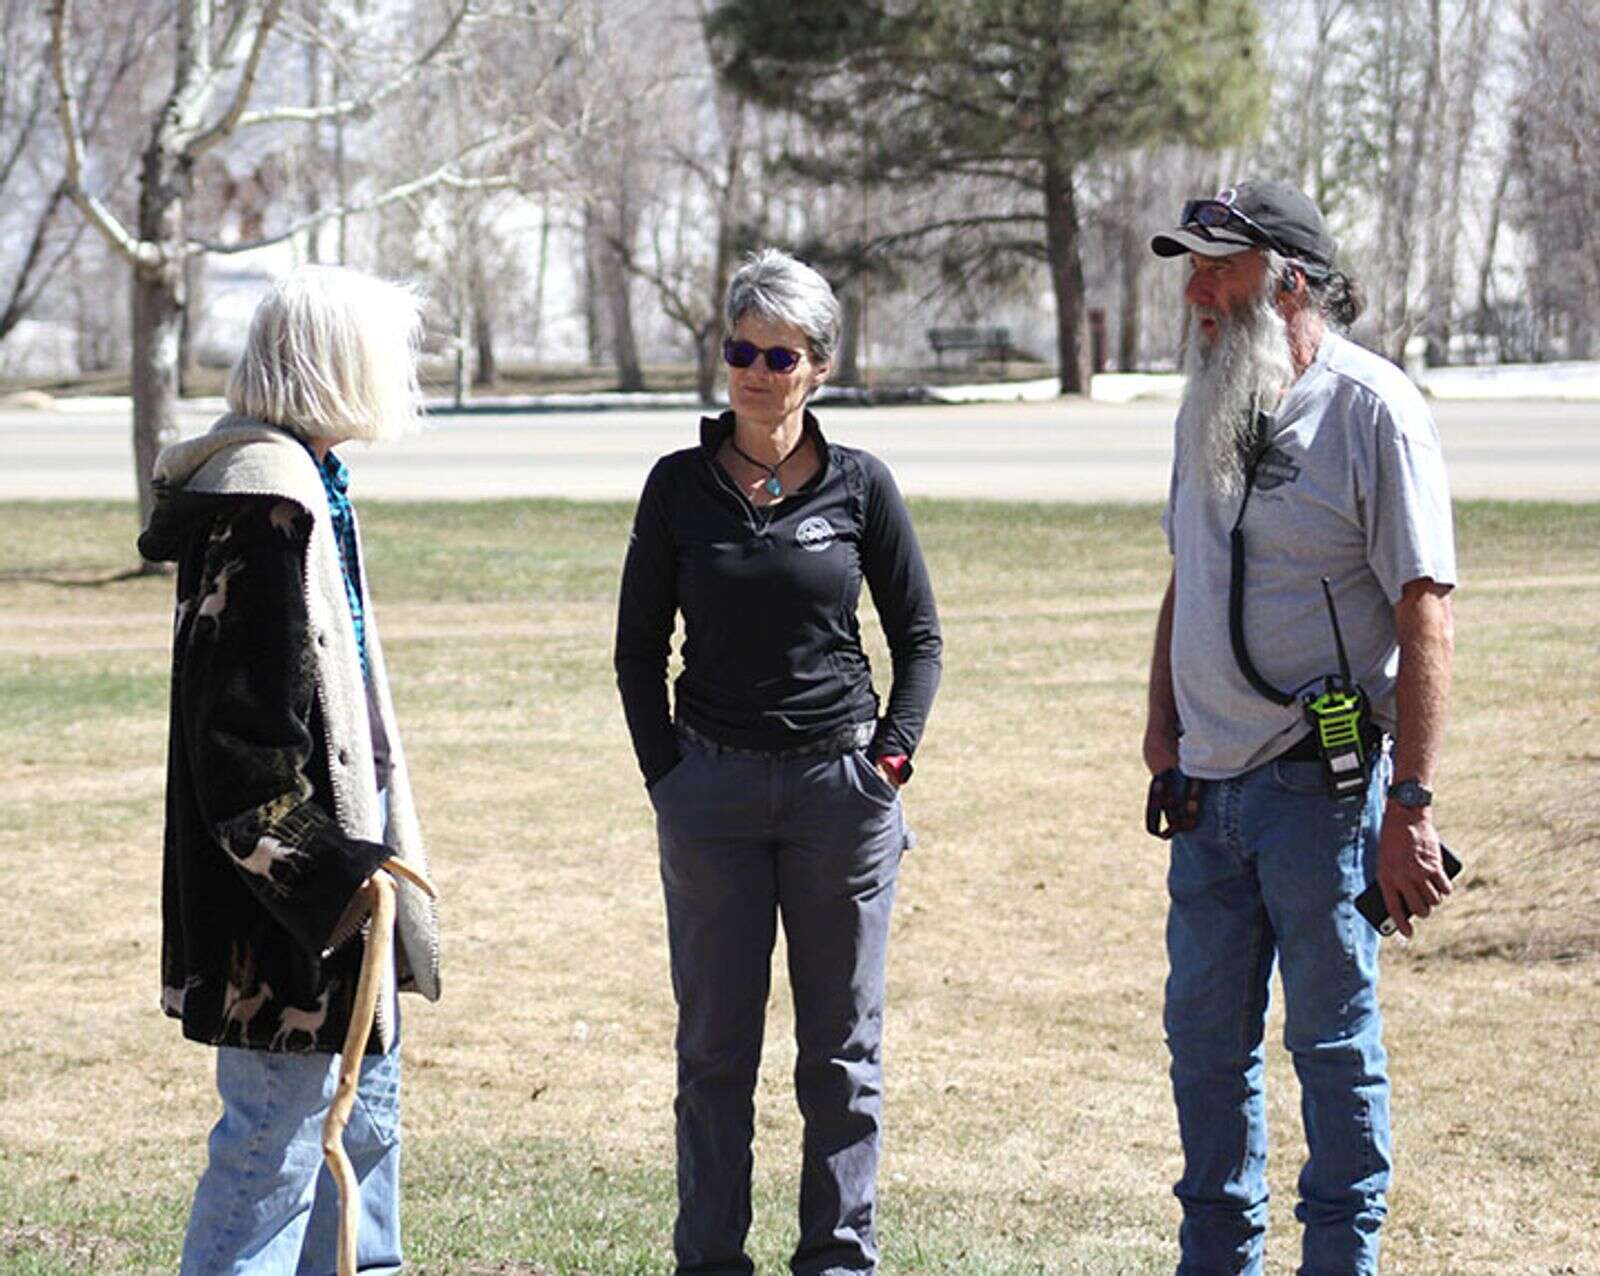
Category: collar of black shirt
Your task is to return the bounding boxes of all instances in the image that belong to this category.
[699,408,831,472]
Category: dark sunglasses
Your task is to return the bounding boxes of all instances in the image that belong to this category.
[723,339,804,374]
[1179,199,1292,257]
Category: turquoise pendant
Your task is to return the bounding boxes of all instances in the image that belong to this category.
[765,475,783,497]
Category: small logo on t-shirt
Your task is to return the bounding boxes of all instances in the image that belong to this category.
[796,516,837,553]
[1253,444,1302,491]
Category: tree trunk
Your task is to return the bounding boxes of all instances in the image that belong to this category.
[601,235,644,392]
[303,33,323,263]
[1427,84,1477,365]
[131,256,183,540]
[1476,156,1512,336]
[530,195,551,359]
[470,251,496,387]
[179,251,205,395]
[581,204,604,367]
[452,261,471,408]
[132,130,188,560]
[333,64,348,263]
[473,311,496,387]
[695,325,719,406]
[1421,0,1457,367]
[1118,217,1141,372]
[705,93,743,406]
[1568,312,1594,361]
[1042,158,1089,395]
[835,287,861,385]
[1383,0,1437,364]
[1295,0,1338,195]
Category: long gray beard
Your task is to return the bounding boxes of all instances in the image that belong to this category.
[1179,289,1295,497]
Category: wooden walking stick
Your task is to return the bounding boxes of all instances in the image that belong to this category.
[323,858,436,1276]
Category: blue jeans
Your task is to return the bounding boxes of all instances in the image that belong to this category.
[653,731,910,1276]
[1164,752,1392,1276]
[180,1040,403,1275]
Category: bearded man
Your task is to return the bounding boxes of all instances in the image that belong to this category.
[1142,180,1457,1275]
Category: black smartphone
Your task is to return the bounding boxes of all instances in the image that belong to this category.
[1355,844,1463,935]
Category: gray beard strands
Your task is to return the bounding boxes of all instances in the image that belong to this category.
[1179,287,1296,498]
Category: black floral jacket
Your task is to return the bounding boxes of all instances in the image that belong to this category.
[139,419,438,1054]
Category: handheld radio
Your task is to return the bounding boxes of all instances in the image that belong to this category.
[1301,578,1371,798]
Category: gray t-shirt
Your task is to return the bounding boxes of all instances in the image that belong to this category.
[1162,330,1457,779]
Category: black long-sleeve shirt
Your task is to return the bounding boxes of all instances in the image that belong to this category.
[615,411,942,787]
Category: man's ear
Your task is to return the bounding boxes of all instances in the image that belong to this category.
[1274,267,1307,318]
[810,359,831,391]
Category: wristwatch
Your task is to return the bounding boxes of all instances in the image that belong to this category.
[876,754,913,787]
[1387,777,1434,809]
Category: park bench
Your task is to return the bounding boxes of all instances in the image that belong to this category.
[926,325,1011,368]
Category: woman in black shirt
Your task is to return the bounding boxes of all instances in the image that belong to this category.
[615,248,941,1275]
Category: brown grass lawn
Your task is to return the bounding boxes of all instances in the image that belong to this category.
[0,499,1595,1274]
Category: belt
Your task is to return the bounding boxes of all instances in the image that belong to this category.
[1276,723,1384,764]
[677,719,874,759]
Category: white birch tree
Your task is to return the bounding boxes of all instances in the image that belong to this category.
[0,0,159,347]
[49,0,510,547]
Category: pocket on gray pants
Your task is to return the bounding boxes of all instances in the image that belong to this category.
[845,749,900,808]
[648,745,699,810]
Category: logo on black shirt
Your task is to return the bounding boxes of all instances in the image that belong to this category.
[796,516,837,553]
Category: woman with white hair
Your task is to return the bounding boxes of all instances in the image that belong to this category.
[615,248,942,1274]
[138,265,440,1274]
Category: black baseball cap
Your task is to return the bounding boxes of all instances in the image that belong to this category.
[1151,179,1336,278]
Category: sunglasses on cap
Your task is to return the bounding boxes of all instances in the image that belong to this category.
[723,339,804,374]
[1179,198,1293,258]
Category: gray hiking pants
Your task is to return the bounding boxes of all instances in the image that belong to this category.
[651,726,912,1276]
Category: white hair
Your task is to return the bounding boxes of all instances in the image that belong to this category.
[1179,256,1296,497]
[725,247,842,366]
[226,265,424,444]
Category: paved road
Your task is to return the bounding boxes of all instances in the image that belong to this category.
[3,398,1597,502]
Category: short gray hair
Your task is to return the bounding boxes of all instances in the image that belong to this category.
[227,265,424,443]
[724,248,842,367]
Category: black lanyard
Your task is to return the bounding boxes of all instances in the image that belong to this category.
[1227,412,1296,707]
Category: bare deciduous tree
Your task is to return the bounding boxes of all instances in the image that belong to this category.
[0,0,157,347]
[577,0,758,403]
[1510,0,1600,358]
[1418,0,1496,365]
[49,0,507,549]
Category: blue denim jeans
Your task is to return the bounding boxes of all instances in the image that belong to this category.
[652,731,911,1276]
[179,1039,403,1275]
[1164,751,1392,1276]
